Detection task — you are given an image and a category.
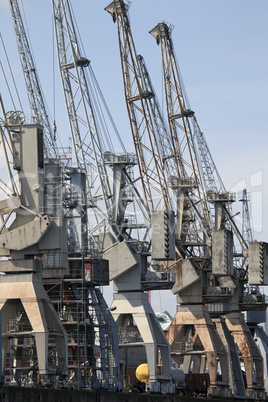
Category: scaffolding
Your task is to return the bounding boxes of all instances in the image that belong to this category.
[41,157,120,389]
[43,250,119,389]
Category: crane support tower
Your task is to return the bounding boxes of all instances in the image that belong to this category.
[241,189,268,393]
[0,104,68,385]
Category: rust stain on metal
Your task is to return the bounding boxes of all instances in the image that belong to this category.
[239,338,250,357]
[174,260,183,286]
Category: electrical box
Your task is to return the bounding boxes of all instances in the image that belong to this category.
[212,229,233,276]
[85,258,109,285]
[11,124,45,217]
[248,241,268,285]
[151,210,175,260]
[12,133,21,170]
[247,310,266,323]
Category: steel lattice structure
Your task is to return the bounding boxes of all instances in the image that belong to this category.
[150,20,267,399]
[150,22,213,257]
[9,0,57,158]
[52,0,116,235]
[106,0,172,213]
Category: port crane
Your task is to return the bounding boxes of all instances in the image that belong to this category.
[51,0,174,392]
[0,3,69,385]
[150,21,268,398]
[51,0,133,389]
[105,0,181,393]
[5,0,122,388]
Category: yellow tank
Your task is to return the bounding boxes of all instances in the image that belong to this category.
[135,363,149,383]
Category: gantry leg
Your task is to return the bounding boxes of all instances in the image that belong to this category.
[214,317,246,398]
[225,312,265,399]
[111,291,174,394]
[0,273,68,383]
[167,305,230,397]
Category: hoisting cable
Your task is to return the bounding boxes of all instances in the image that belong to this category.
[52,15,57,142]
[70,2,113,153]
[70,1,125,154]
[90,66,126,153]
[51,14,64,149]
[0,33,24,113]
[86,66,115,154]
[20,0,58,150]
[0,61,16,111]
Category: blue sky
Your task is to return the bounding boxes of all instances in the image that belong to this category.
[0,0,268,315]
